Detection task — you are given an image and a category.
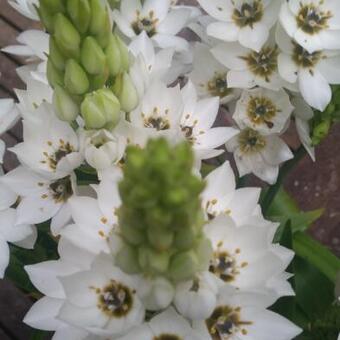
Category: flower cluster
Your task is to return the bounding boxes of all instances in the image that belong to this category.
[0,0,339,339]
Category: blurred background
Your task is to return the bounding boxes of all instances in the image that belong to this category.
[0,0,339,338]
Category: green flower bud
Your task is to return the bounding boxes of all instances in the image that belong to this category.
[139,247,170,274]
[53,85,79,121]
[38,3,56,33]
[89,0,111,36]
[88,71,109,91]
[195,236,213,272]
[147,225,174,251]
[40,0,66,14]
[115,245,141,274]
[81,36,107,75]
[107,0,120,9]
[49,37,66,71]
[66,0,91,34]
[169,250,199,282]
[81,88,121,129]
[47,58,64,88]
[116,35,130,72]
[105,35,122,76]
[64,59,89,95]
[116,139,210,282]
[173,226,197,250]
[113,72,139,112]
[54,13,81,58]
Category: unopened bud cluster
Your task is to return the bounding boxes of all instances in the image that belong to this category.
[38,0,138,129]
[115,139,213,283]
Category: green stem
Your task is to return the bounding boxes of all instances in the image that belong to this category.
[262,145,306,216]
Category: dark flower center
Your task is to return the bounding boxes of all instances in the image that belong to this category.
[232,1,263,28]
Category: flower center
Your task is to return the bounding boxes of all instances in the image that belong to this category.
[246,96,279,129]
[206,306,252,339]
[42,139,74,171]
[292,41,323,69]
[49,176,73,203]
[238,128,266,154]
[132,10,158,37]
[241,46,278,82]
[142,108,170,131]
[209,248,248,282]
[96,280,134,318]
[154,335,183,340]
[207,73,232,98]
[232,1,263,28]
[296,4,332,34]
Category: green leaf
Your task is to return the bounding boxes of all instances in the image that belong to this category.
[30,329,52,340]
[293,232,340,283]
[265,189,323,242]
[271,209,324,242]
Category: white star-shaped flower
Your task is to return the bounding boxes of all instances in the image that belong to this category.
[11,103,83,180]
[112,0,192,51]
[211,37,287,91]
[1,166,77,235]
[279,0,340,53]
[201,161,261,224]
[194,285,302,340]
[198,0,281,51]
[205,214,295,303]
[233,88,294,135]
[276,23,340,111]
[226,127,293,184]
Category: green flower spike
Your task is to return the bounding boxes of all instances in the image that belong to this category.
[37,0,138,129]
[115,138,213,283]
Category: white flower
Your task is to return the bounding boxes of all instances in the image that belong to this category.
[0,168,38,258]
[180,81,239,160]
[137,276,175,311]
[193,286,302,340]
[80,128,126,171]
[1,166,76,235]
[211,38,286,91]
[0,208,37,278]
[130,80,183,141]
[11,103,83,180]
[198,0,281,51]
[24,243,94,339]
[15,77,52,117]
[279,0,340,53]
[2,30,49,62]
[0,140,5,164]
[116,307,205,340]
[204,214,295,304]
[129,31,176,99]
[291,95,315,161]
[58,254,145,337]
[189,43,239,104]
[60,170,122,258]
[276,23,340,111]
[226,127,293,184]
[0,99,20,135]
[174,271,219,320]
[233,88,294,135]
[8,0,39,20]
[201,161,261,224]
[112,0,192,51]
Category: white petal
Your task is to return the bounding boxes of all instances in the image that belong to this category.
[298,68,332,111]
[238,23,269,52]
[316,56,340,84]
[24,297,65,331]
[158,8,191,35]
[211,42,248,70]
[278,53,298,83]
[207,22,239,42]
[0,239,9,278]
